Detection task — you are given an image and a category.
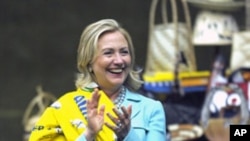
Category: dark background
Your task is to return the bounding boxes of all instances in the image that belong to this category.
[0,0,245,140]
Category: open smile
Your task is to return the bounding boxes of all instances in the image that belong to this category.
[108,68,124,74]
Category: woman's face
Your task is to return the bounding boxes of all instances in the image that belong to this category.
[92,31,131,90]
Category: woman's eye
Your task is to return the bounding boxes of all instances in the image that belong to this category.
[121,50,129,55]
[103,51,112,55]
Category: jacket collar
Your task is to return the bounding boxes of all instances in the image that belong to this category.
[123,89,142,119]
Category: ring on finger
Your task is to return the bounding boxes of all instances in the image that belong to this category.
[118,122,122,128]
[116,121,123,129]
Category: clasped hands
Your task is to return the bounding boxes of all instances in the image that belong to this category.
[84,88,132,140]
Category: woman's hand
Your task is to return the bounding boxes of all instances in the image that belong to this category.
[85,88,105,140]
[105,105,132,140]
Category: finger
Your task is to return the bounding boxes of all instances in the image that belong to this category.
[89,89,100,109]
[107,112,120,125]
[120,106,131,119]
[98,105,105,116]
[87,104,98,117]
[86,99,90,109]
[91,88,100,102]
[87,99,97,110]
[86,100,93,112]
[105,122,118,131]
[127,105,132,117]
[113,108,125,119]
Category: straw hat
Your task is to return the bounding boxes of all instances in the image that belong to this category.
[192,10,239,46]
[186,0,244,11]
[168,124,203,141]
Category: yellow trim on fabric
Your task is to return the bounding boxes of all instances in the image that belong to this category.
[143,71,210,82]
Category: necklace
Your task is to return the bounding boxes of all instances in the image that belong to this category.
[113,86,126,109]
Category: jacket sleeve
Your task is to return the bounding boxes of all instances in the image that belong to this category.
[145,101,167,141]
[75,133,87,141]
[124,100,167,141]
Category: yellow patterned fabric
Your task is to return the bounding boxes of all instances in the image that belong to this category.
[143,71,210,82]
[29,88,117,141]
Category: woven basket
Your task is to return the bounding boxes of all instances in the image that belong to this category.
[145,0,196,74]
[22,86,57,141]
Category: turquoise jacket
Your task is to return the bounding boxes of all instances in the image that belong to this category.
[77,89,168,141]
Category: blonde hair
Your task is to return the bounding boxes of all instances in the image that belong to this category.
[75,19,143,91]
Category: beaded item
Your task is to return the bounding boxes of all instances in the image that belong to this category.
[113,86,126,109]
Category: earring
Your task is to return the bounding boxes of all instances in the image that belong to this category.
[88,67,93,72]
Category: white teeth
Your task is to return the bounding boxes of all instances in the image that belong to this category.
[110,69,123,73]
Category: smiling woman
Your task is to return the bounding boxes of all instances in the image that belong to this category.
[90,31,132,91]
[28,19,168,141]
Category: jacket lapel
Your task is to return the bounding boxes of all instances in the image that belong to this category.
[123,90,142,119]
